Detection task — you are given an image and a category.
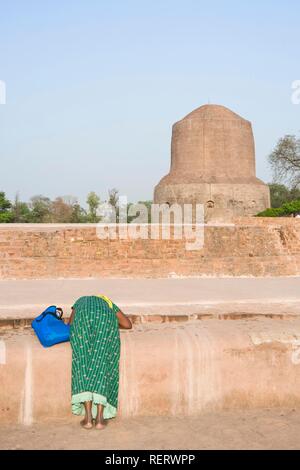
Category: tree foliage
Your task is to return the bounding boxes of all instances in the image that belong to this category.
[0,192,13,223]
[0,191,90,223]
[269,135,300,188]
[86,192,101,222]
[0,191,12,212]
[269,183,300,208]
[257,199,300,217]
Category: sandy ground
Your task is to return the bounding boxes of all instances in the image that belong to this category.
[1,409,300,450]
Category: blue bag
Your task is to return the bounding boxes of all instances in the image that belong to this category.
[32,305,70,348]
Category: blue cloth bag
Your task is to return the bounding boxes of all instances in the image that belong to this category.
[32,305,70,348]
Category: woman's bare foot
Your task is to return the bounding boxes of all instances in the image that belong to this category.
[95,403,107,430]
[81,401,93,429]
[95,417,107,430]
[80,418,93,430]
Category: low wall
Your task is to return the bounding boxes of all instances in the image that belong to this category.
[1,319,300,424]
[0,219,300,279]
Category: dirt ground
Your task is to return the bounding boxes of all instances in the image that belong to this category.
[0,409,300,450]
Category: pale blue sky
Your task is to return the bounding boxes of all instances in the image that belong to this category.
[0,0,299,205]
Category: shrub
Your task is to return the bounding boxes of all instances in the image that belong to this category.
[256,199,300,217]
[256,208,285,217]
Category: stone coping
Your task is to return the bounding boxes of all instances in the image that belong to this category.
[0,218,299,231]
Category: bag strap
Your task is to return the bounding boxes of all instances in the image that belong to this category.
[36,306,63,322]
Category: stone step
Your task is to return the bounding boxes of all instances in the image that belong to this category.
[1,277,300,321]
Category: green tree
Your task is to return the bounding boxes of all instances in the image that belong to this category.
[138,200,152,223]
[269,135,300,188]
[87,192,100,222]
[108,188,119,222]
[29,195,52,223]
[269,183,291,208]
[289,186,300,201]
[70,203,88,223]
[127,200,153,223]
[0,192,13,223]
[0,191,12,212]
[108,188,119,208]
[268,183,300,208]
[11,193,31,222]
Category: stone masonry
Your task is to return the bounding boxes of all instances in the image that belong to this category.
[154,104,270,222]
[0,219,300,279]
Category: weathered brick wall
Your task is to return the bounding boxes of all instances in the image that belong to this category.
[0,220,300,279]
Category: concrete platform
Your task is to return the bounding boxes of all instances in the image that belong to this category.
[1,318,300,425]
[0,277,300,321]
[1,277,300,427]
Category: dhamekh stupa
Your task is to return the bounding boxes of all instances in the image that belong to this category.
[154,104,270,222]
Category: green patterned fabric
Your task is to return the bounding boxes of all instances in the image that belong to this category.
[70,295,121,420]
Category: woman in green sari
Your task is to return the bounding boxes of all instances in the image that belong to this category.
[68,295,132,430]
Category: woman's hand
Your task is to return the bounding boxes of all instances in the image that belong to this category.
[68,307,75,325]
[116,310,132,330]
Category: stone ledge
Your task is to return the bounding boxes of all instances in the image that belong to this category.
[1,277,300,320]
[1,310,300,331]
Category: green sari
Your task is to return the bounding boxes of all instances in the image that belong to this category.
[70,295,121,420]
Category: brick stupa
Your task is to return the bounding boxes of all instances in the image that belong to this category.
[154,104,270,222]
